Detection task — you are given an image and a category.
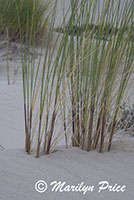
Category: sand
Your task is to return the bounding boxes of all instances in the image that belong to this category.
[0,147,134,200]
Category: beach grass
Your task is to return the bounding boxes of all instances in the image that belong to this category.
[1,0,134,157]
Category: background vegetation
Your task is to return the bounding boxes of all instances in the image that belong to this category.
[0,0,49,43]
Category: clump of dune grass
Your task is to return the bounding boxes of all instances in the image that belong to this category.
[60,0,134,152]
[19,0,97,157]
[21,0,134,157]
[4,0,133,157]
[0,0,50,44]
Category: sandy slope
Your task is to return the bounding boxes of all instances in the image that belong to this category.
[0,82,24,150]
[0,36,134,200]
[0,147,134,200]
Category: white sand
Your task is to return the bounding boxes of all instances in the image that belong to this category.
[0,147,134,200]
[0,82,24,150]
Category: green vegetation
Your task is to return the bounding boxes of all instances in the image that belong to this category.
[1,0,134,157]
[0,0,49,43]
[63,0,134,153]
